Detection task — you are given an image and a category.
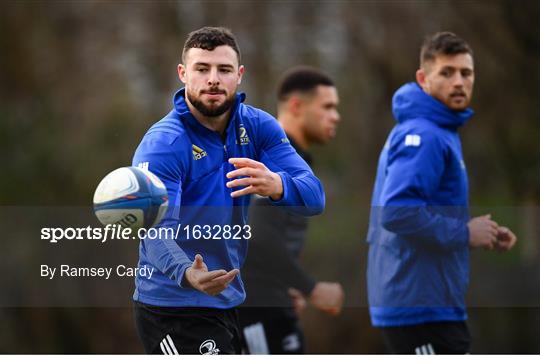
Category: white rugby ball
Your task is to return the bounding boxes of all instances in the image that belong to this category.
[93,167,168,229]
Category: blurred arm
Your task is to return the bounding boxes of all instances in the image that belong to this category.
[380,130,469,251]
[248,198,317,295]
[132,134,193,287]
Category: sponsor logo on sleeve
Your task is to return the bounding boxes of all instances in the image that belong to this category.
[404,134,421,147]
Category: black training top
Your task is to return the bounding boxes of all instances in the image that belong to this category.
[241,137,317,315]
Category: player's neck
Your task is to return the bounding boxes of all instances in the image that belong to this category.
[279,114,310,151]
[187,100,230,135]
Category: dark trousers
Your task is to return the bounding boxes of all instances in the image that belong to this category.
[239,307,305,354]
[381,321,471,354]
[134,301,242,355]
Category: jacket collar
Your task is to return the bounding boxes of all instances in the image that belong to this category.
[172,88,247,134]
[392,82,474,129]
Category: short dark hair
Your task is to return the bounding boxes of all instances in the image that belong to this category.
[420,32,473,67]
[182,26,241,63]
[277,66,334,102]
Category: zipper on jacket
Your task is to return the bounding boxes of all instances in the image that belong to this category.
[223,144,229,162]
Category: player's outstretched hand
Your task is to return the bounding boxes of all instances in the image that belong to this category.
[226,158,283,200]
[309,282,344,316]
[468,214,499,250]
[184,254,239,296]
[495,226,517,252]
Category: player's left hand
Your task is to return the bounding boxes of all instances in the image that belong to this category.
[184,254,239,296]
[226,158,283,200]
[495,226,517,252]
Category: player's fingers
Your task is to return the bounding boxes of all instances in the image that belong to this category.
[497,231,511,241]
[201,270,239,294]
[226,167,259,179]
[198,269,228,284]
[505,229,517,241]
[508,239,516,249]
[496,232,508,241]
[497,239,512,251]
[224,268,240,280]
[230,185,255,198]
[226,177,261,189]
[202,282,226,295]
[193,254,205,268]
[503,233,517,249]
[288,288,302,298]
[201,269,238,286]
[487,219,499,229]
[211,269,239,284]
[228,157,264,169]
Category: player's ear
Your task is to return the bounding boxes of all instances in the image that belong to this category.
[178,64,187,84]
[288,96,303,117]
[416,68,427,90]
[237,65,245,85]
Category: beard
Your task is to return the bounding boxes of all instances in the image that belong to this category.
[186,88,236,117]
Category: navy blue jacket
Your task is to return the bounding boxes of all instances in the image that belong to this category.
[367,82,474,326]
[132,88,325,308]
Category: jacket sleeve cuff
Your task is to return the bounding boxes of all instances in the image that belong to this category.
[460,222,471,249]
[269,171,290,205]
[177,261,194,289]
[440,220,470,251]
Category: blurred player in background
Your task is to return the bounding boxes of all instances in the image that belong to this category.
[132,27,325,354]
[366,32,517,354]
[240,67,344,354]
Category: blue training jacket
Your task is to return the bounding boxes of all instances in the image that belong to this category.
[132,88,325,308]
[367,82,474,327]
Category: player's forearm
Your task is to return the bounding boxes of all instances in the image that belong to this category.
[380,206,469,250]
[143,225,193,287]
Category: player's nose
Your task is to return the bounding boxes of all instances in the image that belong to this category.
[331,110,341,123]
[207,68,220,86]
[452,73,465,87]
